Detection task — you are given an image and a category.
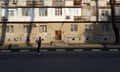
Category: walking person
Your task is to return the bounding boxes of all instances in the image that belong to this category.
[103,43,106,48]
[8,44,12,49]
[36,37,41,55]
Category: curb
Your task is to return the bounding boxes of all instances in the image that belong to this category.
[0,48,120,53]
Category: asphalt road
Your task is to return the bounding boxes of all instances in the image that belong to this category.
[0,51,120,72]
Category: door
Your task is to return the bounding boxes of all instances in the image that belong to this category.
[55,30,61,40]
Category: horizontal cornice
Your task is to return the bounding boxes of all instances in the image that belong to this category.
[0,21,114,24]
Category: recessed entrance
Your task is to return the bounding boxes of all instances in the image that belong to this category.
[55,30,61,40]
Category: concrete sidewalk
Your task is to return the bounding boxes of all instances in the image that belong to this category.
[41,44,103,48]
[42,40,120,48]
[41,44,120,48]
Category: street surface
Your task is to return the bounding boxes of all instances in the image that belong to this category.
[0,51,120,72]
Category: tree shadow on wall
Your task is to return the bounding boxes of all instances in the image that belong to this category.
[0,0,9,46]
[83,22,116,48]
[25,0,35,47]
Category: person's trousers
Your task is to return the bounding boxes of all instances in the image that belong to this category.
[37,45,41,53]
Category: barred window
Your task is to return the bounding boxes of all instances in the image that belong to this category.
[55,8,62,16]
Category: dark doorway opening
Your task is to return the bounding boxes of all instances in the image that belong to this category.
[55,30,62,40]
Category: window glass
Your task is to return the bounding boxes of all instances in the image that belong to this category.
[24,25,30,33]
[39,25,47,33]
[22,8,32,16]
[39,8,47,16]
[71,24,78,32]
[7,25,14,33]
[103,24,109,32]
[55,8,62,16]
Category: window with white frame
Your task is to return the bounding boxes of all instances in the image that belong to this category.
[71,24,78,32]
[39,8,47,16]
[24,25,30,33]
[22,8,32,16]
[8,10,14,16]
[68,8,81,16]
[5,8,17,16]
[6,25,14,33]
[44,0,51,5]
[82,0,90,3]
[101,10,109,16]
[69,8,74,16]
[115,6,120,16]
[39,25,47,33]
[55,0,64,2]
[55,8,62,16]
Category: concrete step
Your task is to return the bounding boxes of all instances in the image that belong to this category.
[52,40,68,47]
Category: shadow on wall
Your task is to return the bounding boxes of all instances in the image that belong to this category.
[83,22,116,44]
[25,0,35,47]
[25,22,34,46]
[0,0,9,46]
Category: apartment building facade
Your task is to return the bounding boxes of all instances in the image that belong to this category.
[0,0,120,46]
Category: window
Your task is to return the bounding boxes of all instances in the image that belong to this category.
[7,8,17,16]
[71,24,78,32]
[75,0,81,1]
[69,8,81,16]
[69,8,74,16]
[103,24,109,32]
[12,0,18,4]
[8,10,14,16]
[39,25,47,33]
[39,8,47,16]
[22,8,32,16]
[82,0,90,3]
[74,8,81,16]
[44,0,51,5]
[85,24,93,32]
[40,0,43,1]
[24,25,30,33]
[115,7,120,16]
[55,8,62,16]
[6,25,14,33]
[55,0,64,2]
[101,10,109,16]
